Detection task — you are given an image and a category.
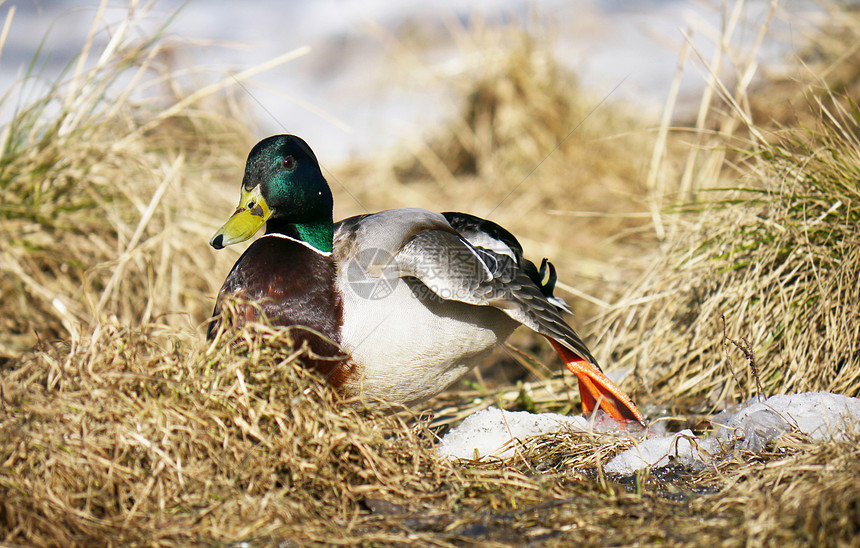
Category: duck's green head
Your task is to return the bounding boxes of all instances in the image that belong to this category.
[210,134,334,253]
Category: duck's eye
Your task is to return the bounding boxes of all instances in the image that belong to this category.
[283,155,296,171]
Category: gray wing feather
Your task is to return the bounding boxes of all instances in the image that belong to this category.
[394,229,599,366]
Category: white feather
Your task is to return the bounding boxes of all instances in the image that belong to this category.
[459,231,516,260]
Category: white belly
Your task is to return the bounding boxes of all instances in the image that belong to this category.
[339,277,518,406]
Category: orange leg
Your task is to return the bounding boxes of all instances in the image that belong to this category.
[545,336,644,424]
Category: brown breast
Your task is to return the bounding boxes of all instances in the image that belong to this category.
[208,235,354,389]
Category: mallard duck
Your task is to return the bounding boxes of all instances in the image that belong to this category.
[208,134,643,423]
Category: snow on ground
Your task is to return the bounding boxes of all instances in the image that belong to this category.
[710,392,860,449]
[603,429,708,475]
[438,392,860,475]
[437,407,591,460]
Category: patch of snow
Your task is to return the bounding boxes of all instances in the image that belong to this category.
[437,406,591,460]
[606,391,860,474]
[439,392,860,475]
[604,429,717,475]
[711,392,860,451]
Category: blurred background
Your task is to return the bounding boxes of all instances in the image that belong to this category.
[1,0,816,161]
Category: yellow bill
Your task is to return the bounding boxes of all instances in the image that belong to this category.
[210,186,272,249]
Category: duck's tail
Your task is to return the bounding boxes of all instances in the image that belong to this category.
[545,336,644,425]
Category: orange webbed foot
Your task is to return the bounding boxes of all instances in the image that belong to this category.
[545,336,644,425]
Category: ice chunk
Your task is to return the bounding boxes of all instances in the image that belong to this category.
[719,407,789,452]
[711,392,860,451]
[604,429,716,475]
[437,406,591,460]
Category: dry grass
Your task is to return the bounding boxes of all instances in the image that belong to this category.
[708,435,860,546]
[1,322,446,545]
[598,112,860,408]
[749,1,860,129]
[2,2,860,546]
[595,3,860,410]
[5,322,859,545]
[0,3,258,361]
